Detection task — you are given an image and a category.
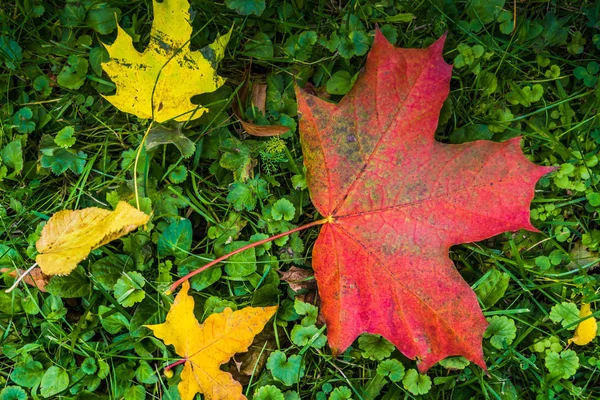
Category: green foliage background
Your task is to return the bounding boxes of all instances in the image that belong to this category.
[1,0,600,399]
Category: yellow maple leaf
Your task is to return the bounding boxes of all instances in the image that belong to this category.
[36,201,149,275]
[568,303,597,346]
[101,0,230,122]
[147,281,277,400]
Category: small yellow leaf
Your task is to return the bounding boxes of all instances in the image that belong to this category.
[101,0,230,123]
[568,303,597,346]
[36,201,149,275]
[147,281,277,400]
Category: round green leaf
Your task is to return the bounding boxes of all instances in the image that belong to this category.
[10,360,44,388]
[81,357,97,375]
[0,386,27,400]
[46,265,91,298]
[177,256,221,291]
[329,386,352,400]
[40,366,69,398]
[290,325,327,348]
[266,351,306,386]
[402,369,432,395]
[358,334,395,360]
[244,32,274,58]
[157,219,193,259]
[55,126,76,148]
[484,316,516,349]
[545,350,579,379]
[549,302,580,330]
[271,198,295,221]
[225,0,265,16]
[254,385,285,400]
[326,71,353,95]
[377,359,405,382]
[223,241,256,277]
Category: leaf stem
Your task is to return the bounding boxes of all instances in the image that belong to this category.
[168,217,331,294]
[134,120,154,210]
[164,358,187,373]
[5,263,38,293]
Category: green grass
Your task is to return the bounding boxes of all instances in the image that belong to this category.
[1,0,600,399]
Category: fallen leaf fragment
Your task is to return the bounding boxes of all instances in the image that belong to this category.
[147,281,277,400]
[36,201,149,275]
[279,266,315,292]
[102,0,230,122]
[568,303,597,346]
[251,83,267,115]
[229,328,277,385]
[296,30,554,372]
[1,267,49,292]
[233,75,290,136]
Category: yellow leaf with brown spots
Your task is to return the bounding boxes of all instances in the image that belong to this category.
[36,201,149,275]
[569,303,597,346]
[147,281,277,400]
[102,0,230,122]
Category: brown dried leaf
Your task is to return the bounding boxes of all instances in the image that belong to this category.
[250,83,267,115]
[233,75,289,137]
[228,329,277,385]
[279,266,315,292]
[1,267,49,292]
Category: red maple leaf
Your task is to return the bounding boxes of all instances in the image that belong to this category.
[296,31,554,372]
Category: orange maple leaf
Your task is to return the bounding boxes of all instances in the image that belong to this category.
[147,281,277,400]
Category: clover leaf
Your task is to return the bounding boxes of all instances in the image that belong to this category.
[291,325,327,348]
[294,299,318,326]
[10,360,44,388]
[454,43,484,68]
[402,369,432,395]
[329,387,352,400]
[113,271,146,307]
[11,107,35,134]
[57,55,88,90]
[33,75,52,96]
[574,62,599,87]
[484,316,517,349]
[545,350,579,379]
[227,177,268,211]
[157,219,193,260]
[2,140,23,173]
[267,351,305,386]
[81,358,98,375]
[358,334,395,361]
[0,386,27,400]
[549,302,580,330]
[39,134,88,175]
[497,10,514,34]
[55,126,76,148]
[283,31,318,61]
[506,84,544,107]
[439,356,471,370]
[0,35,23,69]
[271,198,295,221]
[377,359,405,382]
[225,0,265,16]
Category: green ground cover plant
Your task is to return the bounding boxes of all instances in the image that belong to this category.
[1,0,599,399]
